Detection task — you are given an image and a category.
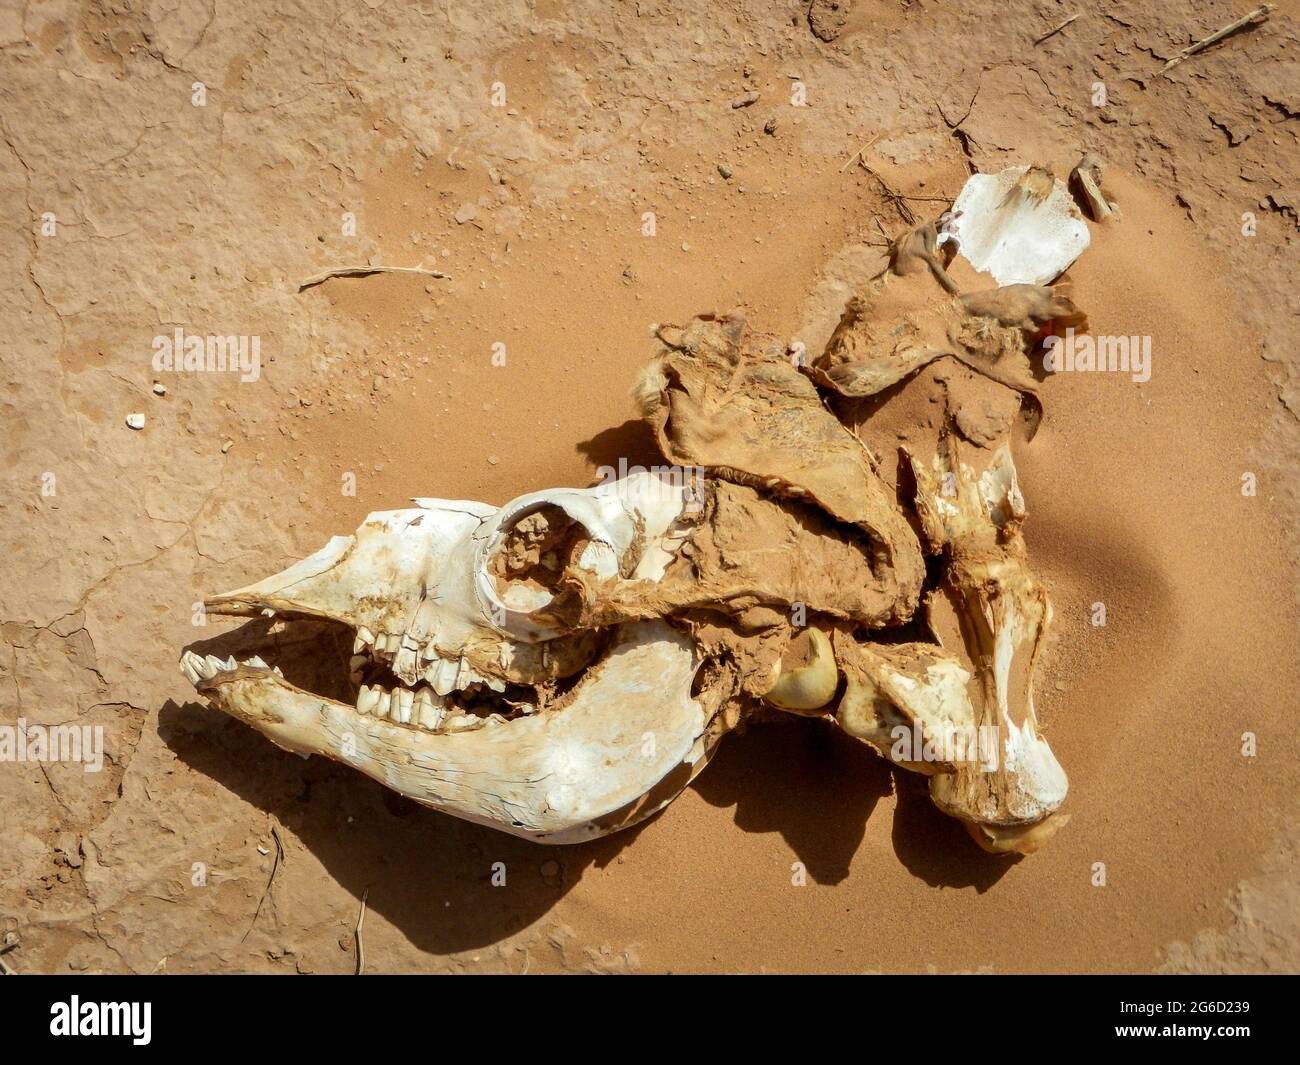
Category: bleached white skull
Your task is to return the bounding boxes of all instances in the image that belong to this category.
[183,472,720,843]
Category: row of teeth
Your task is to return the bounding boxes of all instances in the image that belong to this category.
[356,685,508,733]
[179,652,515,734]
[179,651,282,685]
[352,627,506,695]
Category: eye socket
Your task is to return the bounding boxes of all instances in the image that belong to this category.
[486,504,590,612]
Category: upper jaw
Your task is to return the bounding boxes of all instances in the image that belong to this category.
[201,473,694,697]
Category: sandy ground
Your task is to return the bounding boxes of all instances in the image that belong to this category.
[2,0,1298,974]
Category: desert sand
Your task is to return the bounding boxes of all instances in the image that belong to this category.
[2,0,1298,973]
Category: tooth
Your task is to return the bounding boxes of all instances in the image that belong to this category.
[385,633,402,654]
[433,657,458,696]
[762,628,839,712]
[465,666,499,692]
[223,656,237,671]
[199,656,221,679]
[484,713,508,728]
[394,646,418,677]
[349,654,367,670]
[357,685,379,716]
[353,634,367,654]
[443,713,481,733]
[247,656,269,668]
[373,689,392,719]
[272,666,284,677]
[455,656,471,690]
[415,690,445,730]
[421,643,438,661]
[180,653,202,685]
[395,689,414,724]
[357,626,376,646]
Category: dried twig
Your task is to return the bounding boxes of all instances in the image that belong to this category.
[353,887,370,976]
[242,823,284,942]
[298,265,449,291]
[1034,13,1080,45]
[841,132,881,172]
[1159,4,1273,76]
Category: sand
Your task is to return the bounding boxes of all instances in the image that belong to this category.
[1,1,1297,973]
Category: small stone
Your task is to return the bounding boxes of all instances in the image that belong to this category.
[730,91,760,109]
[454,203,477,225]
[680,242,690,252]
[764,116,778,135]
[221,440,233,453]
[487,455,499,465]
[125,413,145,430]
[152,382,167,396]
[718,163,733,179]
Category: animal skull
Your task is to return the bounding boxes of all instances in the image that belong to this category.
[184,162,1096,853]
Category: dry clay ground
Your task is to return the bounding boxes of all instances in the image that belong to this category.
[2,0,1298,974]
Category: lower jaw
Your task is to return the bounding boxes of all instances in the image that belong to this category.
[191,620,716,842]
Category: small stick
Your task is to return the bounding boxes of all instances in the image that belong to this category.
[353,887,370,976]
[1159,4,1273,76]
[1034,13,1080,45]
[841,132,881,172]
[242,823,285,942]
[298,265,450,291]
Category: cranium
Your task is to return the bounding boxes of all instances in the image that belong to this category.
[184,163,1093,854]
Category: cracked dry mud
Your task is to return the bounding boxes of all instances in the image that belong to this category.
[2,0,1299,974]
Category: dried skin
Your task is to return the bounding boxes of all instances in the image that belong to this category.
[655,482,913,627]
[637,313,924,624]
[810,223,1087,440]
